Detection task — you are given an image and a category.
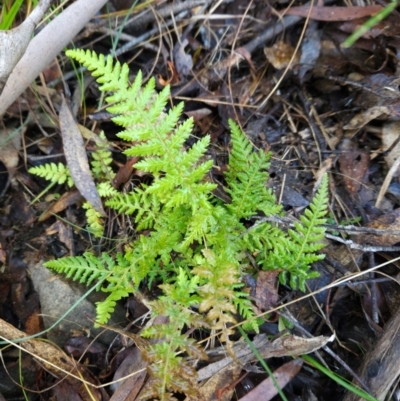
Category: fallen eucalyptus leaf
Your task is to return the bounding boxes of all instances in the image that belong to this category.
[59,98,105,216]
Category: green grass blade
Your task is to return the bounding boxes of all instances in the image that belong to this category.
[302,355,379,401]
[342,1,397,48]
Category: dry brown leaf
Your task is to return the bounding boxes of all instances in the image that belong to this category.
[112,157,140,189]
[264,41,299,70]
[255,271,279,312]
[338,14,400,38]
[38,189,82,222]
[0,126,23,174]
[59,98,105,216]
[109,348,147,400]
[338,143,369,196]
[343,106,390,130]
[0,318,104,401]
[284,5,382,21]
[186,364,242,401]
[239,359,303,401]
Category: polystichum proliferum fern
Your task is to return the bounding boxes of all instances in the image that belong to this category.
[35,49,329,399]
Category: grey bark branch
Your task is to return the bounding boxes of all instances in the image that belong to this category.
[0,0,52,86]
[0,0,109,117]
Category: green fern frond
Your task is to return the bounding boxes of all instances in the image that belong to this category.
[226,121,281,218]
[96,288,130,325]
[97,182,118,198]
[82,201,104,238]
[66,49,131,102]
[44,252,114,288]
[90,131,115,180]
[29,163,73,187]
[263,175,329,290]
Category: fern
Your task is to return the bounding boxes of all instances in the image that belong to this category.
[29,162,73,187]
[262,174,329,291]
[225,120,281,219]
[34,49,330,400]
[29,132,116,237]
[90,131,115,180]
[44,252,115,288]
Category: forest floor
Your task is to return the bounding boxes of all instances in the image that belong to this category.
[2,1,400,400]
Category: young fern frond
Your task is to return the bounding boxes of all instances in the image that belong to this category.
[66,49,131,101]
[90,131,115,180]
[29,163,73,187]
[263,174,329,290]
[226,121,281,218]
[82,202,104,237]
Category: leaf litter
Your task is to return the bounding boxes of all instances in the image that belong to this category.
[2,0,400,400]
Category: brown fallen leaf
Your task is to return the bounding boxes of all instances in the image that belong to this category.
[284,5,382,21]
[255,271,279,312]
[338,14,400,38]
[343,106,390,130]
[337,143,369,196]
[109,347,147,401]
[186,364,242,401]
[59,98,105,216]
[239,359,303,401]
[0,124,23,182]
[112,157,140,189]
[174,38,193,78]
[264,41,299,70]
[0,318,106,401]
[38,189,82,222]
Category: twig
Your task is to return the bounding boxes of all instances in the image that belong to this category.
[325,234,400,252]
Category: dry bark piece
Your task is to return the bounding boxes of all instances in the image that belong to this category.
[0,0,109,117]
[357,209,400,246]
[197,333,333,381]
[0,0,52,91]
[0,125,23,181]
[59,98,105,216]
[343,306,400,401]
[174,38,193,78]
